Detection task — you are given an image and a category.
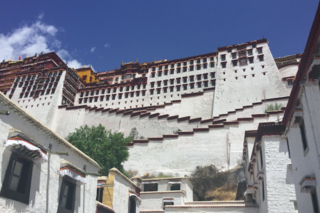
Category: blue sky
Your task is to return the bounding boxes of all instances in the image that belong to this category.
[0,1,318,71]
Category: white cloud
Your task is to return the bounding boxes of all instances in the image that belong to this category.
[0,19,83,69]
[104,43,110,48]
[91,47,96,52]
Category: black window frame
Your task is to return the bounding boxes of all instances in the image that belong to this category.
[170,184,181,191]
[299,117,308,153]
[58,176,77,213]
[144,183,158,192]
[0,152,34,204]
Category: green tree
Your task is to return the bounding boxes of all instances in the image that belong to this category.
[67,124,131,175]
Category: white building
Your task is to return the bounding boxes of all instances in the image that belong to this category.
[281,3,320,212]
[138,177,193,212]
[0,92,101,213]
[243,123,296,213]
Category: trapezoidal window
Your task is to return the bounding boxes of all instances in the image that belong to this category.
[58,176,76,213]
[0,152,33,204]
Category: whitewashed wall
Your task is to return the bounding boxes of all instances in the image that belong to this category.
[287,79,320,213]
[124,113,283,177]
[11,71,66,129]
[112,171,140,213]
[213,42,289,116]
[259,136,296,213]
[0,99,99,213]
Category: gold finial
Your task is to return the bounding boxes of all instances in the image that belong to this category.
[26,55,29,58]
[83,65,85,68]
[10,58,12,61]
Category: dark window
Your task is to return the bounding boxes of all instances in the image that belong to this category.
[0,153,33,204]
[151,73,155,78]
[203,64,207,69]
[227,48,232,53]
[170,87,174,92]
[221,62,226,68]
[211,73,215,78]
[158,72,162,77]
[158,66,162,70]
[157,89,161,94]
[183,67,187,72]
[189,60,194,65]
[232,60,238,67]
[286,138,291,159]
[203,58,207,62]
[257,47,263,54]
[197,82,201,88]
[260,149,263,169]
[183,85,187,90]
[311,189,320,213]
[96,188,104,202]
[170,69,174,74]
[58,177,76,213]
[262,180,265,201]
[221,54,226,61]
[248,57,254,64]
[152,67,155,71]
[171,64,174,68]
[252,43,256,48]
[163,202,174,210]
[177,68,181,73]
[189,66,194,71]
[299,118,308,152]
[258,55,264,62]
[248,49,253,56]
[129,197,136,213]
[164,70,168,75]
[150,90,154,95]
[144,183,158,191]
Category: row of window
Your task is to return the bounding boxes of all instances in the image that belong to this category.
[19,88,56,99]
[221,55,264,68]
[78,81,214,104]
[151,63,215,77]
[150,74,215,87]
[221,47,263,61]
[15,71,62,83]
[151,57,215,71]
[80,84,148,97]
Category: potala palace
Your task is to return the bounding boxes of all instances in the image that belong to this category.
[0,4,320,213]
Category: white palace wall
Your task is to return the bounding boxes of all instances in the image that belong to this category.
[11,70,67,129]
[124,112,283,177]
[213,42,289,117]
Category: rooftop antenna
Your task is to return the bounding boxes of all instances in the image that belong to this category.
[136,58,138,62]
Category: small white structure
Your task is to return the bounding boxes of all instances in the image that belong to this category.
[0,92,101,213]
[138,177,193,212]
